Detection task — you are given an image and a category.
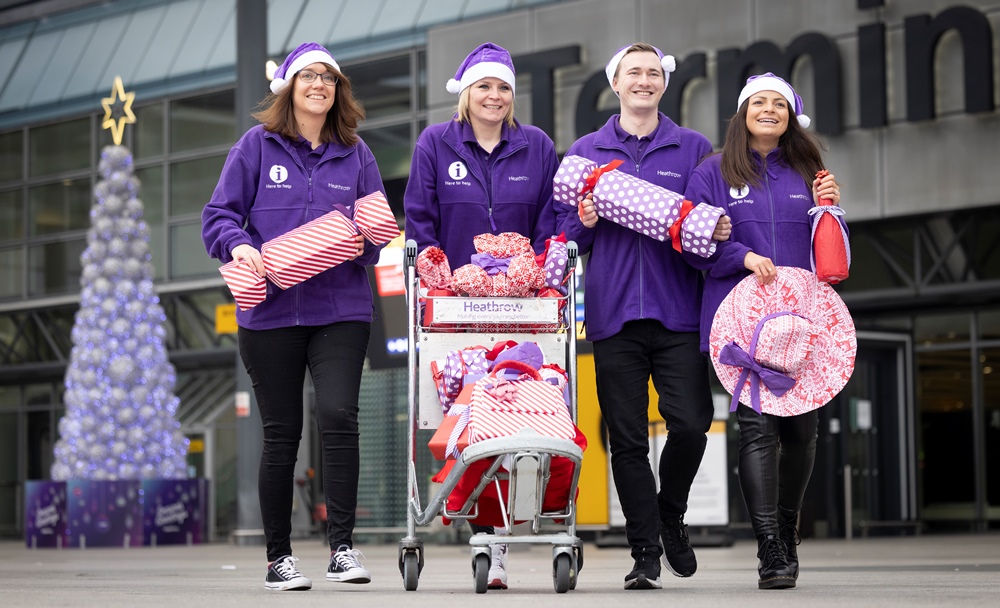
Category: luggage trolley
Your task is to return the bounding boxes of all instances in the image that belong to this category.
[398,239,584,593]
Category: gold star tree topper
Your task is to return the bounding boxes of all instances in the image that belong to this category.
[101,76,136,145]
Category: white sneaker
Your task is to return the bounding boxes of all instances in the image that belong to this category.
[488,542,508,589]
[327,546,371,583]
[264,555,312,591]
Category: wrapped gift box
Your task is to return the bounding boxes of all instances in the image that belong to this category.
[261,210,358,289]
[219,259,267,310]
[353,191,400,245]
[554,154,725,257]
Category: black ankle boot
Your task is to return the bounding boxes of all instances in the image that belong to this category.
[756,535,795,589]
[778,509,801,580]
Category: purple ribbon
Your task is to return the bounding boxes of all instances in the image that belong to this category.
[470,252,511,276]
[719,311,808,415]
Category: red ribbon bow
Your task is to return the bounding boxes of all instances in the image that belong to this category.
[668,199,696,253]
[579,159,624,196]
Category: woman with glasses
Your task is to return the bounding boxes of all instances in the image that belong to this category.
[202,42,385,591]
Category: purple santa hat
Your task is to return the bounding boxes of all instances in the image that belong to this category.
[446,42,516,95]
[605,44,677,96]
[737,72,811,129]
[270,42,340,94]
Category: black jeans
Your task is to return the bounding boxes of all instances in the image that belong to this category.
[239,321,371,562]
[592,320,714,557]
[736,405,818,539]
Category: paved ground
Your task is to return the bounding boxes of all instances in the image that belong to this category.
[4,533,999,607]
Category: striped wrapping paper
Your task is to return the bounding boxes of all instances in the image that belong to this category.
[261,210,358,289]
[467,377,575,443]
[353,191,400,244]
[219,259,267,310]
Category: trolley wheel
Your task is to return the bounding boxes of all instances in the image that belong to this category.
[473,553,490,594]
[553,552,572,593]
[402,551,419,591]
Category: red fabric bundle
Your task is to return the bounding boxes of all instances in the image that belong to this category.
[432,426,587,526]
[506,252,546,297]
[415,246,453,290]
[811,170,850,284]
[452,264,492,297]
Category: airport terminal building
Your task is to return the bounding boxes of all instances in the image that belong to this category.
[0,0,997,540]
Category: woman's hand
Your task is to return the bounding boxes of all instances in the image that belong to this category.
[348,234,366,260]
[712,215,732,241]
[578,192,598,228]
[231,243,265,277]
[813,172,841,204]
[744,251,777,285]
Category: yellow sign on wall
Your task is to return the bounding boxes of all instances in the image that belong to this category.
[215,304,237,334]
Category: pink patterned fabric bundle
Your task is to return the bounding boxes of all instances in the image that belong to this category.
[472,232,532,258]
[416,246,453,290]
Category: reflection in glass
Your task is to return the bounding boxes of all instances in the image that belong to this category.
[136,166,165,281]
[0,131,21,183]
[28,239,85,296]
[0,189,23,241]
[170,222,220,279]
[979,310,1000,341]
[170,155,226,216]
[914,313,970,346]
[361,124,411,181]
[170,91,236,153]
[0,247,23,298]
[350,55,411,121]
[28,178,92,237]
[917,349,975,520]
[135,103,165,159]
[29,118,90,178]
[981,346,1000,508]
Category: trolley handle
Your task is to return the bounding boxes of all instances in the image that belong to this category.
[566,240,578,271]
[405,239,418,268]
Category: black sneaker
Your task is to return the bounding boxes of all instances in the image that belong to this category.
[327,545,371,583]
[778,510,801,580]
[264,555,312,591]
[660,516,697,577]
[624,549,662,590]
[757,535,795,590]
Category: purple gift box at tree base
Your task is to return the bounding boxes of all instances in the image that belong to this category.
[67,479,143,548]
[24,478,208,548]
[142,478,208,546]
[553,154,724,257]
[24,481,68,548]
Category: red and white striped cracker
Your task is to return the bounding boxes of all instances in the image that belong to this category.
[219,260,267,310]
[261,210,357,289]
[353,191,400,245]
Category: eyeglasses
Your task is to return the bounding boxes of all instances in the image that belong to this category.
[298,70,338,86]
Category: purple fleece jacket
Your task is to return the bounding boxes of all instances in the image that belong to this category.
[554,114,714,342]
[684,150,849,352]
[201,125,386,330]
[403,118,558,270]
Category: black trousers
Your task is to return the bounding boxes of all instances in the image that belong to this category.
[736,404,818,539]
[239,321,371,562]
[592,319,714,557]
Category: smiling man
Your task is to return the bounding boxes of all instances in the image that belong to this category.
[554,43,729,590]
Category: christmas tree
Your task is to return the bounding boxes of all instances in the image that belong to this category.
[51,79,188,480]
